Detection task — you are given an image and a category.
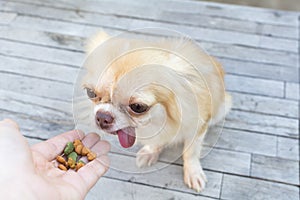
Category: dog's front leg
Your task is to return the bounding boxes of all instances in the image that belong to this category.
[183,126,208,192]
[136,145,163,168]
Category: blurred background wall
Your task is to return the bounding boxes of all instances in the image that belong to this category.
[200,0,300,11]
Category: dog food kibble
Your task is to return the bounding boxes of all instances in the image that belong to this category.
[76,160,85,171]
[78,160,85,164]
[81,146,91,156]
[75,144,83,154]
[64,142,75,155]
[67,152,78,169]
[56,140,97,172]
[58,164,68,171]
[73,139,82,147]
[67,158,76,169]
[87,152,97,161]
[68,152,78,161]
[56,155,67,166]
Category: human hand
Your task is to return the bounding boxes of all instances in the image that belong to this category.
[0,119,110,200]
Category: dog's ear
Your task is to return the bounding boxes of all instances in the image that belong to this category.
[85,31,110,54]
[210,56,225,78]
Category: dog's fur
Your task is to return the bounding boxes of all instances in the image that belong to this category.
[82,31,232,192]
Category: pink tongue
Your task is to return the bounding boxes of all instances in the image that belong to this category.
[117,128,136,148]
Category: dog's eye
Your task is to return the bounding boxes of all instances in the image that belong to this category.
[129,103,149,114]
[86,88,97,99]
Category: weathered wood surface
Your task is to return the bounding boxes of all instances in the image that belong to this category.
[1,0,299,199]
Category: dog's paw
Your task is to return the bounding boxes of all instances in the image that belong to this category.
[183,161,207,192]
[136,145,161,168]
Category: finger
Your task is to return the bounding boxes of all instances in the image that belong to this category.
[0,119,19,130]
[91,140,111,156]
[0,119,27,150]
[77,155,110,192]
[79,140,111,164]
[59,140,110,196]
[81,132,100,148]
[61,155,109,197]
[76,140,110,190]
[0,119,34,173]
[31,130,84,161]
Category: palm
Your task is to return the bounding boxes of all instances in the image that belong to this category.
[30,150,85,199]
[0,121,110,200]
[31,131,110,200]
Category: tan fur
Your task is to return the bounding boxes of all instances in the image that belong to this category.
[83,31,232,192]
[85,31,110,54]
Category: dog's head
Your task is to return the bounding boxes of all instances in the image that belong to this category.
[82,32,181,148]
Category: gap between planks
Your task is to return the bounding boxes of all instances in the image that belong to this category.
[8,10,299,54]
[0,35,298,74]
[0,0,299,54]
[25,136,300,188]
[7,0,299,29]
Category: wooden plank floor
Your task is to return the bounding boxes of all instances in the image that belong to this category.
[0,0,299,199]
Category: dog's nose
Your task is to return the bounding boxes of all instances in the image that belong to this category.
[95,111,114,129]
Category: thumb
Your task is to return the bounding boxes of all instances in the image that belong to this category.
[0,119,20,130]
[0,119,34,174]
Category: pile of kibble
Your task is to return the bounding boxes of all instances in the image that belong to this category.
[56,139,96,171]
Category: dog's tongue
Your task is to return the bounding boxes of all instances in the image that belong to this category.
[117,127,136,148]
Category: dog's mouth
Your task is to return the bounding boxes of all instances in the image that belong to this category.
[109,127,136,148]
